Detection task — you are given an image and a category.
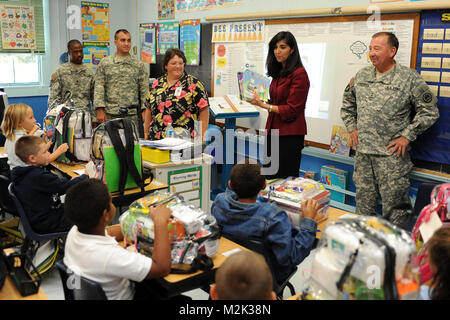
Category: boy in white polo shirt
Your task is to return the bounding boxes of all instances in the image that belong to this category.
[63,178,172,300]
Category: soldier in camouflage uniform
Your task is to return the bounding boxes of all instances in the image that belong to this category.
[341,32,439,228]
[49,40,94,114]
[93,29,149,132]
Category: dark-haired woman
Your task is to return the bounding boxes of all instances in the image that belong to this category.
[251,31,310,178]
[143,48,209,140]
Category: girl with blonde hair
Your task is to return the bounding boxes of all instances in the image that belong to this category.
[1,103,67,170]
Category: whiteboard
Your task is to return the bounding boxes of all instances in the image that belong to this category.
[212,14,418,146]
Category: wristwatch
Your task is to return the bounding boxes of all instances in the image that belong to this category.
[268,104,273,113]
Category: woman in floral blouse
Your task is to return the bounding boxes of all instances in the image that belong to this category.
[143,48,210,140]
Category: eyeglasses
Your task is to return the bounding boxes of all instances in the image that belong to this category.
[168,62,185,67]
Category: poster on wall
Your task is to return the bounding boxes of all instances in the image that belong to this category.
[176,0,242,12]
[0,5,36,50]
[158,0,175,20]
[180,19,201,66]
[139,23,157,64]
[83,41,110,71]
[81,1,110,42]
[212,21,265,43]
[214,42,265,97]
[158,21,179,55]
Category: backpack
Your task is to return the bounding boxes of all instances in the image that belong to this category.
[43,91,72,143]
[44,90,93,164]
[90,118,145,196]
[411,183,450,283]
[303,216,418,300]
[119,192,220,274]
[52,105,92,163]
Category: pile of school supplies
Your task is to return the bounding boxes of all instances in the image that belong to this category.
[140,138,203,163]
[259,177,330,227]
[303,215,419,300]
[119,192,220,268]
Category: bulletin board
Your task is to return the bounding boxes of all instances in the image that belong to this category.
[210,13,420,147]
[411,10,450,166]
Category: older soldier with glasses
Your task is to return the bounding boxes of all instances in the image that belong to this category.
[341,32,439,228]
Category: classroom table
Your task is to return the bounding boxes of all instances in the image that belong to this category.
[50,161,169,198]
[286,207,357,301]
[142,208,355,299]
[316,206,357,239]
[141,237,249,299]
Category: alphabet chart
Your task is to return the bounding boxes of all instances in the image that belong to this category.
[0,5,36,50]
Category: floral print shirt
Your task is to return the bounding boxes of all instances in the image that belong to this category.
[145,72,209,140]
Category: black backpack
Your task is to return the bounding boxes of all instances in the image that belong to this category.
[91,118,147,200]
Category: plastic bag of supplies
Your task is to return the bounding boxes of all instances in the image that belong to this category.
[119,192,220,274]
[302,215,420,300]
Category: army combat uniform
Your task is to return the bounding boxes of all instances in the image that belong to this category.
[49,62,94,113]
[341,62,439,226]
[93,54,149,128]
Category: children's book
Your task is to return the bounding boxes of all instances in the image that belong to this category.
[237,71,244,100]
[329,125,351,156]
[320,165,349,203]
[242,69,271,102]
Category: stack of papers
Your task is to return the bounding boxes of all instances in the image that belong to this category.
[139,138,194,151]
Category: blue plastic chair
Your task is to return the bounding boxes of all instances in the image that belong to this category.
[55,261,107,300]
[8,182,68,257]
[222,231,297,300]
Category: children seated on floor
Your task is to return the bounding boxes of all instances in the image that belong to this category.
[10,135,87,233]
[211,160,320,284]
[210,250,276,300]
[63,178,173,300]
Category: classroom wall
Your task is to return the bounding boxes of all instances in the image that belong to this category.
[3,0,139,125]
[137,0,446,22]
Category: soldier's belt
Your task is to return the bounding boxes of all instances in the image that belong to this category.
[117,105,139,116]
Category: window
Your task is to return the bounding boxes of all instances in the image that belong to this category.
[0,54,41,85]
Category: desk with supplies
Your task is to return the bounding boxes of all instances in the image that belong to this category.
[50,161,169,199]
[142,236,249,298]
[141,207,354,299]
[289,206,357,301]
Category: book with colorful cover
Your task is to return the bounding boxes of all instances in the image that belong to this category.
[242,69,271,102]
[320,165,349,203]
[329,125,351,156]
[237,71,244,100]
